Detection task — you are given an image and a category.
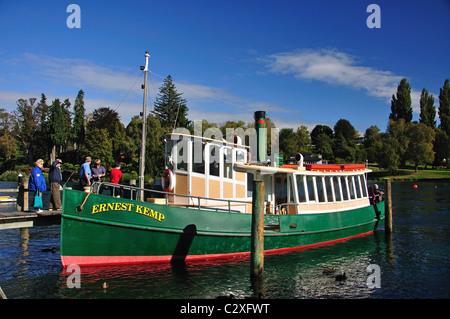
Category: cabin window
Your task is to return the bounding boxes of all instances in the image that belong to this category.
[247,172,253,197]
[209,145,220,177]
[361,175,368,197]
[223,147,233,179]
[235,149,247,163]
[316,177,326,203]
[325,176,334,202]
[341,177,349,200]
[176,140,188,171]
[354,175,362,198]
[333,176,342,201]
[165,138,175,170]
[296,175,307,202]
[192,139,205,174]
[306,176,316,202]
[288,176,295,203]
[349,176,356,199]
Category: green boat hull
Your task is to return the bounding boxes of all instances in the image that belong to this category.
[60,188,384,267]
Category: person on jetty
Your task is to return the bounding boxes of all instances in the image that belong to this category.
[91,159,106,194]
[109,162,122,198]
[49,159,63,211]
[373,184,383,203]
[79,156,92,190]
[29,159,47,213]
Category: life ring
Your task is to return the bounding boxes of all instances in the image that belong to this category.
[162,169,174,192]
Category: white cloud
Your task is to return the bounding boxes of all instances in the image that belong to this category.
[264,49,421,108]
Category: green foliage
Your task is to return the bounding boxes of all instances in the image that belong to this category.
[419,88,436,128]
[83,127,114,165]
[152,75,190,130]
[390,78,413,122]
[3,75,450,183]
[438,79,450,136]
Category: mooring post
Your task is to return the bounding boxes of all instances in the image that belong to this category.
[17,175,29,212]
[251,179,265,280]
[384,178,392,235]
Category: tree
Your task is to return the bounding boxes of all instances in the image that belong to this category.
[438,78,450,136]
[72,90,86,154]
[314,133,333,161]
[405,122,435,171]
[433,128,450,167]
[387,118,410,167]
[419,88,436,128]
[83,127,113,165]
[390,78,413,122]
[310,125,333,146]
[364,125,381,163]
[376,133,401,172]
[47,98,72,162]
[12,98,40,164]
[333,119,357,143]
[295,125,312,153]
[0,109,17,160]
[279,128,298,158]
[152,75,190,130]
[87,107,126,163]
[331,133,355,163]
[145,114,165,178]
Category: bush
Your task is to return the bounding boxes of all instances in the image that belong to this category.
[0,170,27,181]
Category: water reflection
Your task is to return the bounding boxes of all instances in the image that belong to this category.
[2,181,449,299]
[56,230,391,299]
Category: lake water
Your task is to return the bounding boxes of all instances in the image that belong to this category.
[0,181,449,300]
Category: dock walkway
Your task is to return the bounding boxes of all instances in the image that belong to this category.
[0,210,61,230]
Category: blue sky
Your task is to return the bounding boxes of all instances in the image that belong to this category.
[1,0,449,134]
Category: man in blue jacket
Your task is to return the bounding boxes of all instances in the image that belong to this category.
[29,159,47,213]
[79,156,92,189]
[49,159,63,210]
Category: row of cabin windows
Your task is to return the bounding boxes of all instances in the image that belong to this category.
[296,175,368,203]
[174,141,246,179]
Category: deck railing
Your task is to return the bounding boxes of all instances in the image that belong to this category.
[92,181,250,214]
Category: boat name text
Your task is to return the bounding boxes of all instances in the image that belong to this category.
[91,202,165,222]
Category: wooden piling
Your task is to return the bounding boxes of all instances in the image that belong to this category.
[384,178,392,235]
[17,176,29,212]
[250,179,264,280]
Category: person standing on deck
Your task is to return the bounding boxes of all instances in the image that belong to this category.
[109,162,122,198]
[79,157,92,190]
[49,159,63,210]
[29,159,47,213]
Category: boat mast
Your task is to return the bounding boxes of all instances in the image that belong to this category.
[139,51,150,200]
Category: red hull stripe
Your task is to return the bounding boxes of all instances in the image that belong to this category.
[61,230,373,267]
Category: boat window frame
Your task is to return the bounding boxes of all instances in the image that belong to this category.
[223,146,233,179]
[354,174,362,198]
[306,175,316,203]
[316,176,326,203]
[348,176,357,200]
[325,176,334,202]
[207,142,222,178]
[191,137,205,175]
[296,175,307,203]
[333,176,343,202]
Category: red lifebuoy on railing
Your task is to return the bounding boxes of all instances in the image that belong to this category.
[162,169,174,192]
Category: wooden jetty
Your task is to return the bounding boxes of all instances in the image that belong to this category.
[0,210,61,230]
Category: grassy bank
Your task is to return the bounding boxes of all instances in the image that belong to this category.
[368,167,450,181]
